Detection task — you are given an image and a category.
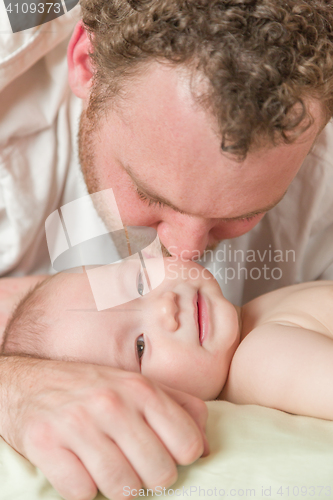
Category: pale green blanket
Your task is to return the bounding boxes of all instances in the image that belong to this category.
[2,402,333,500]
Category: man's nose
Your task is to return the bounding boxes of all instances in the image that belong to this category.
[155,291,179,332]
[157,216,213,259]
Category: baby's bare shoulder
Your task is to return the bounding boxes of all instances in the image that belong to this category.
[241,281,333,339]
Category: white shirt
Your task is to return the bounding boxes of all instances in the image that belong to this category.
[0,4,86,276]
[0,6,333,305]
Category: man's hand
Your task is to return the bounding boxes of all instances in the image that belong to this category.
[0,356,209,500]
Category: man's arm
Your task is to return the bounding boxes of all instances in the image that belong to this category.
[0,276,47,340]
[0,356,208,500]
[221,323,333,420]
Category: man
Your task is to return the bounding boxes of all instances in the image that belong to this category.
[0,1,333,499]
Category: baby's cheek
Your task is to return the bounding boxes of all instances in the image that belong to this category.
[141,351,201,397]
[204,354,229,398]
[175,352,225,400]
[193,350,232,400]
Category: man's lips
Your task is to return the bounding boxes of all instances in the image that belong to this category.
[194,292,209,345]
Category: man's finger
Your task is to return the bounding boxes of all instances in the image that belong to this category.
[34,447,97,500]
[160,384,210,457]
[65,427,142,500]
[105,413,177,488]
[139,384,206,465]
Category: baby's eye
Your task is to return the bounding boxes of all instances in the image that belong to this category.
[137,271,144,296]
[137,335,145,362]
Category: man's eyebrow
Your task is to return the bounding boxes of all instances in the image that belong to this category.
[124,164,287,220]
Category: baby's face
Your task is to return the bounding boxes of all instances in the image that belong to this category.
[43,259,240,400]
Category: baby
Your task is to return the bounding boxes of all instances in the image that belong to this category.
[2,258,333,420]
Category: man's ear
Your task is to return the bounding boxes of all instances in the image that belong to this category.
[67,22,94,100]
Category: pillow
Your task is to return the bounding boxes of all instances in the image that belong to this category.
[1,401,333,500]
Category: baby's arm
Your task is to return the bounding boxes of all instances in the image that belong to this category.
[221,322,333,420]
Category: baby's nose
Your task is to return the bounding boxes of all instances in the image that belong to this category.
[159,291,179,332]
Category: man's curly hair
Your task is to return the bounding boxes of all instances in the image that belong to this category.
[80,0,333,157]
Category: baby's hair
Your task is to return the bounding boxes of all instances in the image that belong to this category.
[1,276,54,358]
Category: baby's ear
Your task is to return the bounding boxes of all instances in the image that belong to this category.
[67,21,94,100]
